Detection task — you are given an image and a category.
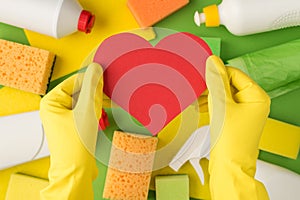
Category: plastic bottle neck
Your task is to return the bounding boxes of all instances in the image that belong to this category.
[194,4,220,27]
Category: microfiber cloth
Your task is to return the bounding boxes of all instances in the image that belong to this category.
[227,39,300,99]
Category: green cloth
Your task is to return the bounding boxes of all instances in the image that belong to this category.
[227,39,300,99]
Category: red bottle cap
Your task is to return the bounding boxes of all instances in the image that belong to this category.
[77,10,95,33]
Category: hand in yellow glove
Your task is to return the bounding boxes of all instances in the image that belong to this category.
[206,55,270,200]
[39,63,104,200]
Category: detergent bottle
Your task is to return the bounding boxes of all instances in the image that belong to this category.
[194,0,300,36]
[0,0,95,38]
[0,111,49,170]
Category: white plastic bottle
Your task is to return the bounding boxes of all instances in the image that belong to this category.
[255,160,300,200]
[0,0,95,38]
[0,111,49,170]
[194,0,300,36]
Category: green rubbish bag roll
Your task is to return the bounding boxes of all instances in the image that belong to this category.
[227,39,300,99]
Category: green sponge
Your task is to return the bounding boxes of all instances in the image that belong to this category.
[155,174,189,200]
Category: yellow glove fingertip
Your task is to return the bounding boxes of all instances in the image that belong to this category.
[90,63,104,118]
[87,62,103,76]
[206,55,227,79]
[206,55,233,101]
[75,62,104,118]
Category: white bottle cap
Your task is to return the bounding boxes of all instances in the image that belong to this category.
[194,11,206,27]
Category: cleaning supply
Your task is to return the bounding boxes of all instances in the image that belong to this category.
[5,173,49,200]
[206,55,270,199]
[127,0,189,27]
[169,125,210,185]
[0,39,55,95]
[259,118,300,159]
[103,131,158,200]
[194,0,300,36]
[255,160,300,200]
[227,39,300,99]
[155,175,189,200]
[0,0,95,38]
[0,111,49,170]
[39,63,103,200]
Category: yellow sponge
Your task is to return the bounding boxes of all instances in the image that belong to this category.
[127,0,190,27]
[0,39,55,95]
[5,173,49,200]
[103,131,158,200]
[259,118,300,159]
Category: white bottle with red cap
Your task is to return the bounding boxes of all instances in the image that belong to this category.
[0,0,95,38]
[194,0,300,36]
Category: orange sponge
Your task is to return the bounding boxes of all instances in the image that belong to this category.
[103,131,158,200]
[127,0,189,27]
[0,39,55,95]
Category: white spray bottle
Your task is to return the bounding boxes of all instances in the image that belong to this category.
[194,0,300,36]
[0,0,95,38]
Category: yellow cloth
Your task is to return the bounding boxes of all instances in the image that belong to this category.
[206,55,270,200]
[39,63,103,199]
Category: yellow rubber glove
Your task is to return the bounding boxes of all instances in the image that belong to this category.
[206,55,270,200]
[39,63,104,200]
